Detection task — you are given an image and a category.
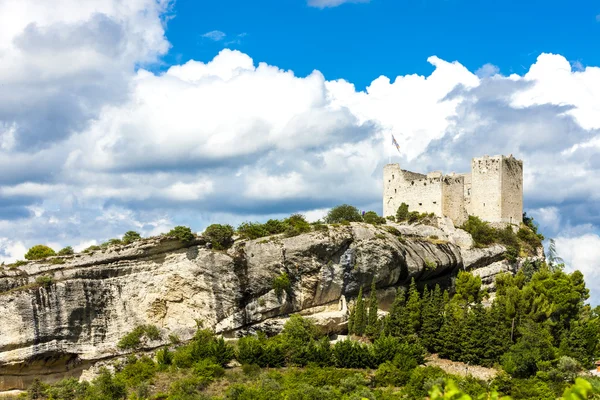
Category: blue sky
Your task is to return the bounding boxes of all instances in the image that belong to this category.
[162,0,600,89]
[0,0,600,301]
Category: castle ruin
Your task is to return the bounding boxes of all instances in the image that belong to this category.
[383,155,523,227]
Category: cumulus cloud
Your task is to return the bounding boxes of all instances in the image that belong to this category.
[1,1,600,303]
[307,0,371,9]
[555,234,600,304]
[0,0,171,150]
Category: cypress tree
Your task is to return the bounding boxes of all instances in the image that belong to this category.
[354,286,366,336]
[419,285,438,351]
[348,303,355,335]
[385,287,410,338]
[406,278,421,333]
[366,279,380,338]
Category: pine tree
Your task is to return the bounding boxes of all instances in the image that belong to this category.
[354,286,366,336]
[366,279,380,338]
[406,278,421,333]
[430,284,446,352]
[385,287,410,338]
[419,285,438,351]
[438,300,466,361]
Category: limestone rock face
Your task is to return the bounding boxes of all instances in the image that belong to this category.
[0,222,512,390]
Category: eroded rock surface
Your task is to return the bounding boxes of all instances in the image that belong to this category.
[0,222,515,390]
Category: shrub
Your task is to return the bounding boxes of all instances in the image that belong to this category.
[237,222,269,240]
[264,219,287,235]
[169,376,211,398]
[273,272,291,297]
[101,238,122,248]
[9,260,28,269]
[333,340,374,369]
[168,225,196,243]
[396,203,410,221]
[424,259,437,270]
[518,225,543,251]
[325,204,363,224]
[57,246,74,256]
[122,231,142,244]
[117,325,162,350]
[284,214,311,237]
[83,245,102,253]
[115,355,157,387]
[36,275,55,288]
[375,361,411,387]
[384,226,402,237]
[312,223,329,232]
[24,245,56,260]
[363,211,386,225]
[407,211,421,224]
[88,368,127,400]
[460,216,497,247]
[156,348,173,368]
[202,224,233,249]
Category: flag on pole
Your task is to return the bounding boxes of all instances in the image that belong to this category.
[391,134,401,154]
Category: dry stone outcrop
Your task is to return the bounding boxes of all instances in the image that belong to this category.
[0,222,513,390]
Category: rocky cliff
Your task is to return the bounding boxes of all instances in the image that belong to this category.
[0,219,514,390]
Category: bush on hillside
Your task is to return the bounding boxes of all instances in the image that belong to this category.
[396,203,410,221]
[363,211,386,225]
[57,246,74,256]
[117,325,161,350]
[35,275,55,288]
[325,204,363,224]
[273,272,291,297]
[284,214,311,237]
[24,245,56,260]
[460,216,497,247]
[122,231,142,244]
[168,225,196,243]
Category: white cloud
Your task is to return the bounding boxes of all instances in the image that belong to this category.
[555,234,600,305]
[202,30,226,41]
[307,0,371,8]
[0,239,27,264]
[475,63,500,78]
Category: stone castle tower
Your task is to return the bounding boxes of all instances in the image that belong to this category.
[383,155,523,226]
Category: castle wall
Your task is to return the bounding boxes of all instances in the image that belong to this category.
[471,156,503,223]
[462,173,472,216]
[383,155,522,227]
[500,157,523,225]
[383,164,443,218]
[442,175,467,227]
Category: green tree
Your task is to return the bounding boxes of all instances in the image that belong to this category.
[365,279,380,338]
[420,285,444,352]
[325,204,363,224]
[396,203,409,222]
[353,286,367,336]
[203,224,233,249]
[385,288,411,338]
[24,245,56,260]
[168,225,196,243]
[363,211,386,225]
[406,278,421,333]
[501,320,556,378]
[454,270,485,304]
[57,246,74,256]
[122,230,142,244]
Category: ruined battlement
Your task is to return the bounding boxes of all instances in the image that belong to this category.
[383,155,523,226]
